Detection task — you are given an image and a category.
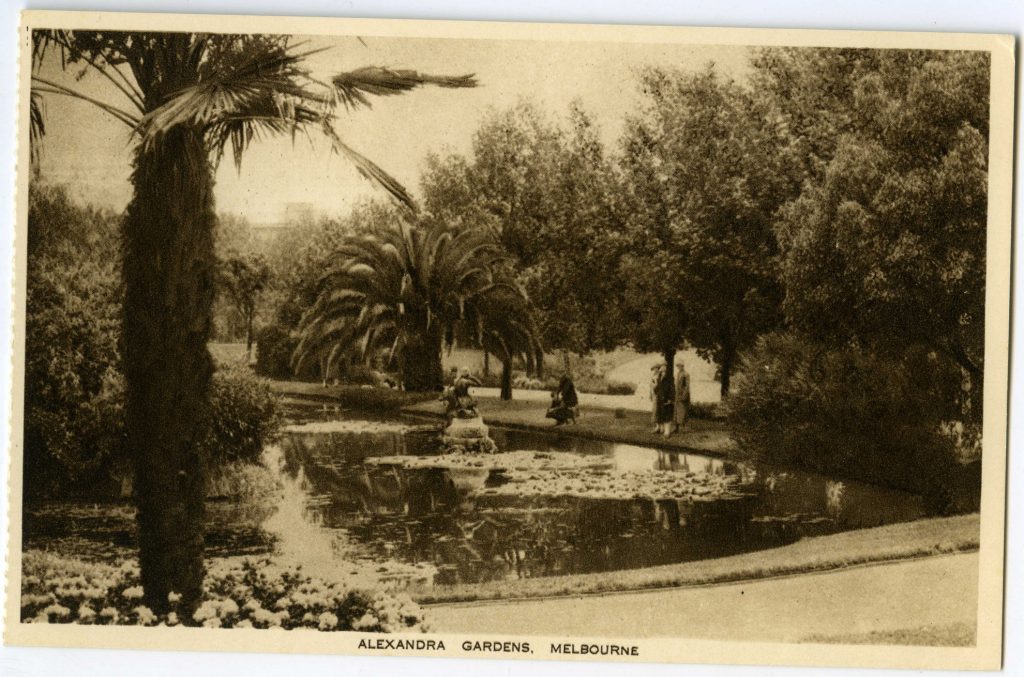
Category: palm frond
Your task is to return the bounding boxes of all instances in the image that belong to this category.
[138,43,323,150]
[322,126,415,210]
[332,67,477,110]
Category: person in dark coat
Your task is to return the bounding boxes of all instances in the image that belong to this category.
[546,375,579,425]
[654,366,675,436]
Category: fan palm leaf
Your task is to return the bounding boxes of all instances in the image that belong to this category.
[295,218,541,391]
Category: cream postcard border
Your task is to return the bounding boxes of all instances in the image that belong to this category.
[5,10,1014,671]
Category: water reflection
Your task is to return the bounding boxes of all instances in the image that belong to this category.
[266,418,927,588]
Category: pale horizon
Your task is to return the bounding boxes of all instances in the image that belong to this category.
[33,34,750,225]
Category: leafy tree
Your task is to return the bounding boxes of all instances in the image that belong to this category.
[219,250,271,358]
[31,30,476,613]
[422,102,624,358]
[293,218,539,392]
[620,66,790,396]
[754,48,989,421]
[24,185,125,497]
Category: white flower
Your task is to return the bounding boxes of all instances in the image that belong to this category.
[122,586,144,600]
[202,617,222,628]
[167,591,182,604]
[77,603,96,622]
[42,603,71,619]
[317,612,338,631]
[133,605,157,626]
[99,607,119,623]
[218,598,239,617]
[193,601,219,622]
[166,612,179,626]
[352,612,378,631]
[235,619,253,628]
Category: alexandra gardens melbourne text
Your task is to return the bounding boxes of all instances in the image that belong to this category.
[356,637,639,657]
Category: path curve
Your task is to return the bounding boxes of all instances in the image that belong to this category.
[428,553,977,644]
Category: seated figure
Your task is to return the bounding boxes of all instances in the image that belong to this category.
[442,368,481,422]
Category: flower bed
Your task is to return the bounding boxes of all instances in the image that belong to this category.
[21,550,428,632]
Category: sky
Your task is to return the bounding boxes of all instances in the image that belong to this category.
[33,35,751,225]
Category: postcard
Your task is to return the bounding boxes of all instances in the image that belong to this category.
[5,9,1013,671]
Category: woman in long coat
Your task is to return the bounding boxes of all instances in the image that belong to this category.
[674,362,691,431]
[649,363,663,432]
[654,366,675,436]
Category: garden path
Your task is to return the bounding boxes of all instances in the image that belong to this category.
[427,552,978,644]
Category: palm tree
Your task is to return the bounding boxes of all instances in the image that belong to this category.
[463,287,544,400]
[293,219,541,392]
[30,30,475,614]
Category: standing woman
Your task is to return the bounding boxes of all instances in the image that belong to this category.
[649,363,663,433]
[655,365,675,436]
[559,375,579,424]
[674,362,691,431]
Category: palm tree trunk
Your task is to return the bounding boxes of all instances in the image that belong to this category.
[122,127,215,616]
[403,325,443,391]
[500,358,513,401]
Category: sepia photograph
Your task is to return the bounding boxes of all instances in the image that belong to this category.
[3,9,1014,672]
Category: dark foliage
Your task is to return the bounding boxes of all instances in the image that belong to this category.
[254,324,298,380]
[727,332,971,512]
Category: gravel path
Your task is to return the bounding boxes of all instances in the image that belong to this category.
[428,553,978,644]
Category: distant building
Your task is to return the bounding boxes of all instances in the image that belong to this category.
[250,202,321,243]
[283,201,316,225]
[250,222,291,243]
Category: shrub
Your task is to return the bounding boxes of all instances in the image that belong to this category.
[511,375,547,390]
[254,324,296,379]
[205,461,282,500]
[204,364,283,466]
[23,187,283,498]
[24,187,126,498]
[604,380,637,396]
[342,364,381,386]
[727,332,964,510]
[21,551,428,632]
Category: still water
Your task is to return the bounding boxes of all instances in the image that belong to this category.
[265,410,927,588]
[23,407,929,591]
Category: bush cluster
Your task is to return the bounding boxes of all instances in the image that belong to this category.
[25,187,283,499]
[204,364,283,466]
[466,369,636,396]
[727,332,969,512]
[25,187,126,497]
[253,324,296,380]
[21,551,427,632]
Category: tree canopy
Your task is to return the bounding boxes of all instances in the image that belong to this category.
[754,48,989,419]
[618,66,791,393]
[422,102,624,356]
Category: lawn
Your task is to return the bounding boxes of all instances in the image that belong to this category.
[403,395,735,456]
[417,513,979,604]
[270,380,436,412]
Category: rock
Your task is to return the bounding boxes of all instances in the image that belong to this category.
[443,416,489,440]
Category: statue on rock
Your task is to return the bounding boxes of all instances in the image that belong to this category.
[440,368,497,454]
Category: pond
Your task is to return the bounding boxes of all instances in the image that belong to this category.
[260,406,927,589]
[22,405,930,593]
